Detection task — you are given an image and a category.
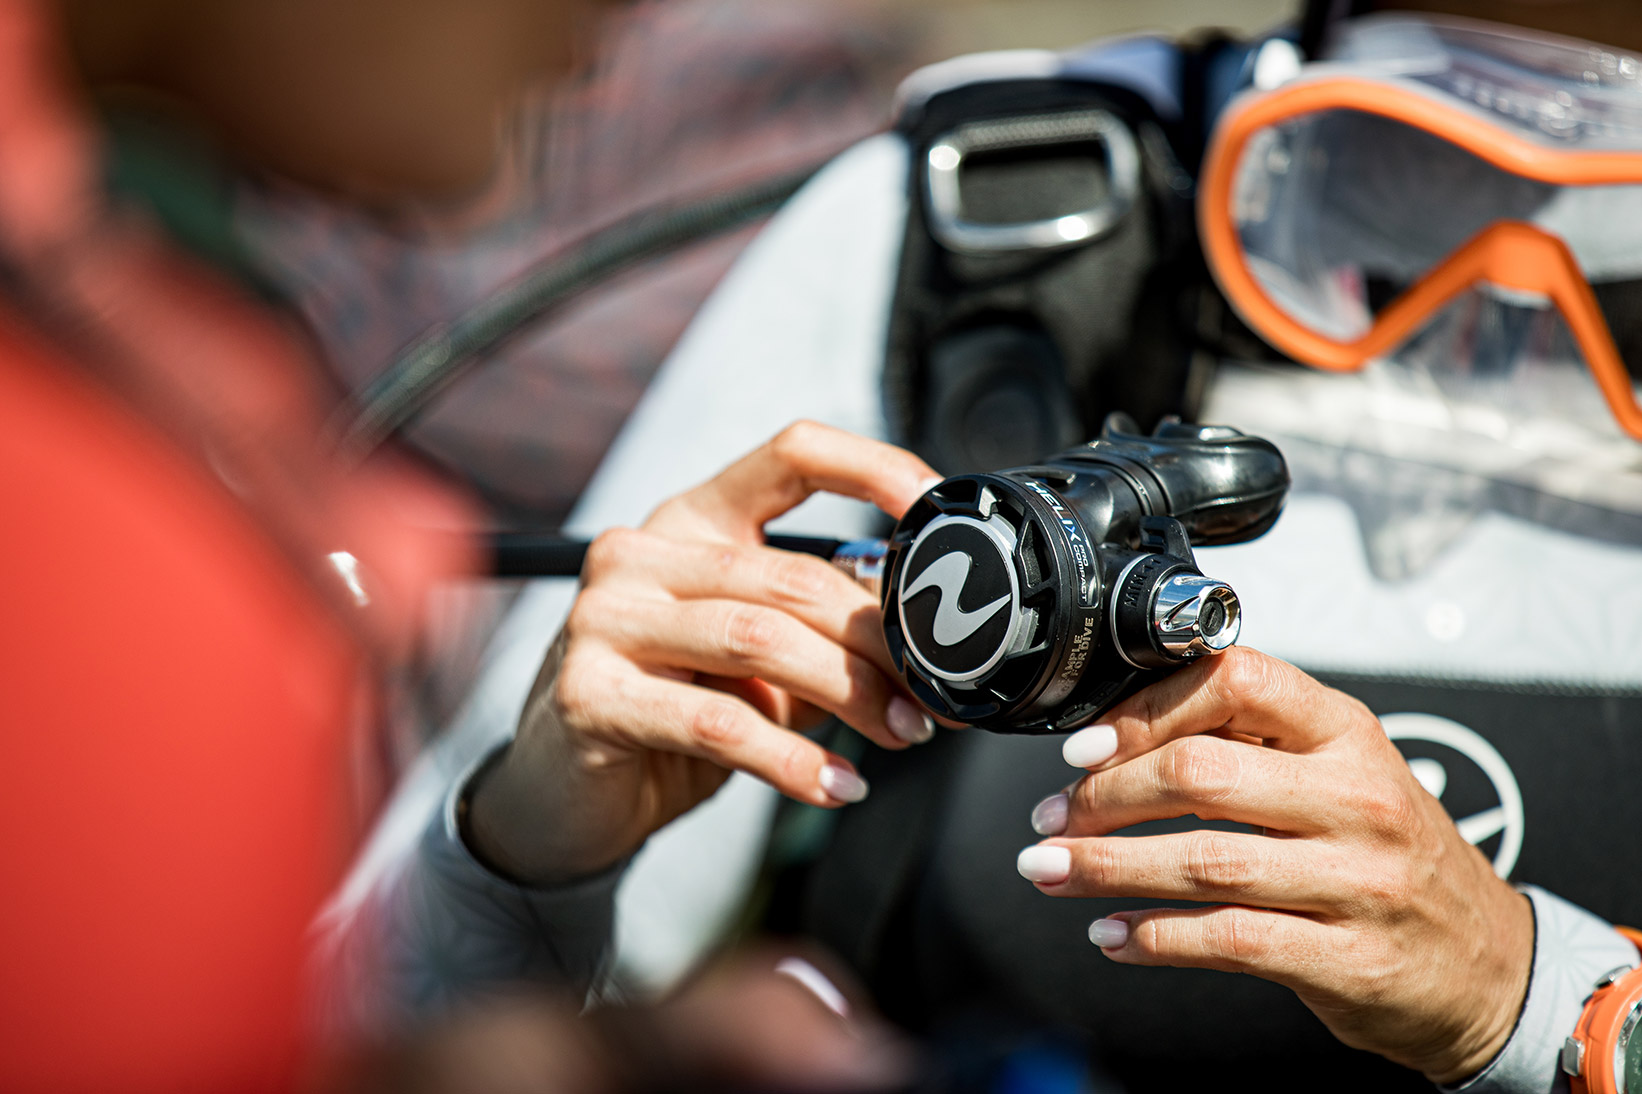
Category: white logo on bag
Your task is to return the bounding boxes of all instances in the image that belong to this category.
[902,551,1011,647]
[1381,712,1525,878]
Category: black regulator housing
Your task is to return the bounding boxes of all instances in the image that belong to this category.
[880,415,1289,734]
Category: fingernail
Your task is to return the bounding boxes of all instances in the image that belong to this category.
[1063,724,1118,769]
[819,762,869,804]
[1015,844,1071,884]
[886,696,935,745]
[917,476,945,496]
[1030,793,1069,836]
[1088,917,1129,949]
[773,956,851,1019]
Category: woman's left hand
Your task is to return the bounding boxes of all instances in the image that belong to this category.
[1016,647,1534,1084]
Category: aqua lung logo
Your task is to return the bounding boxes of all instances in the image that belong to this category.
[903,554,1009,646]
[898,515,1021,683]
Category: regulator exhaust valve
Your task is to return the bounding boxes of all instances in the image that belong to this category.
[878,415,1289,734]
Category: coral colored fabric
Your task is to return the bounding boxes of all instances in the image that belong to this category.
[0,310,359,1090]
[0,1,477,1088]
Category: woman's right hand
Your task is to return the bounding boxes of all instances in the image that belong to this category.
[463,422,942,884]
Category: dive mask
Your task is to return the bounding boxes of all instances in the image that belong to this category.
[1200,14,1642,446]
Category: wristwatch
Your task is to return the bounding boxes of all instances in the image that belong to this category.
[1563,935,1642,1094]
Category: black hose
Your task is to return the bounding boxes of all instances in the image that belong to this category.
[490,531,847,578]
[345,165,825,453]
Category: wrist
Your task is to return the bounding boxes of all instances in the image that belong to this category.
[460,740,627,886]
[1427,888,1537,1085]
[1434,888,1642,1093]
[455,745,532,884]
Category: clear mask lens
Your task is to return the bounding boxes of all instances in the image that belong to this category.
[1311,294,1642,576]
[1231,106,1642,406]
[1385,288,1635,454]
[1203,291,1642,579]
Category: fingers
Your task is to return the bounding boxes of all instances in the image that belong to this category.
[576,589,927,750]
[1056,734,1333,837]
[559,657,870,808]
[581,528,893,677]
[1016,829,1348,911]
[647,421,939,543]
[654,952,914,1091]
[1065,647,1378,771]
[1087,905,1331,985]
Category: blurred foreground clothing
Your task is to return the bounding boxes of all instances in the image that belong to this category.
[0,1,481,1088]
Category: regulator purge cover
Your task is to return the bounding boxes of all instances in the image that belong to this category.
[897,514,1024,683]
[883,474,1093,732]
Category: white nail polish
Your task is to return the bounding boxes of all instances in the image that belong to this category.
[819,763,869,804]
[1030,793,1069,836]
[1088,918,1129,949]
[916,476,945,496]
[773,956,851,1019]
[1063,724,1118,769]
[886,696,935,744]
[1015,844,1071,884]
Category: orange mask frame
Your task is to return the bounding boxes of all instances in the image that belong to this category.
[1198,75,1642,441]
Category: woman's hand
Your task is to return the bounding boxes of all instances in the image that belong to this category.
[466,422,940,885]
[1016,647,1534,1084]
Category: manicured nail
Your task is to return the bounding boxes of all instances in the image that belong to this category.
[1088,918,1129,949]
[1063,724,1118,769]
[773,956,851,1019]
[1016,844,1071,884]
[1030,793,1069,836]
[886,696,935,744]
[819,762,869,804]
[917,476,945,496]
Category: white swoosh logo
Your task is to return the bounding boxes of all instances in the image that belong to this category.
[903,552,1010,647]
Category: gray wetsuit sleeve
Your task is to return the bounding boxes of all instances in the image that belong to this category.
[313,746,623,1037]
[1444,886,1639,1094]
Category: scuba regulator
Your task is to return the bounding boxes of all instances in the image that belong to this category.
[866,414,1287,733]
[489,415,1287,735]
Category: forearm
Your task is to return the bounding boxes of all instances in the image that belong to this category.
[463,695,649,886]
[312,746,625,1039]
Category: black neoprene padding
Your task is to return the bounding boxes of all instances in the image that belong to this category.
[883,78,1202,476]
